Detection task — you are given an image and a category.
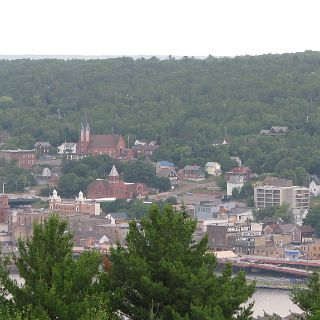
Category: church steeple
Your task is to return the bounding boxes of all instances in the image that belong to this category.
[108,165,120,183]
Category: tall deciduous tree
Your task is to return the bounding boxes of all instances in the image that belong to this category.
[109,205,255,320]
[0,214,116,320]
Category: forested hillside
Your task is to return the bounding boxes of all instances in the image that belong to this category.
[1,52,320,174]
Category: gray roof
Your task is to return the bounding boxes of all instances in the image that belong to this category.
[107,212,129,220]
[35,142,51,147]
[183,165,203,171]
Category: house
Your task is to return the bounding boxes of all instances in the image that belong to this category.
[180,165,205,181]
[105,212,129,225]
[0,149,36,169]
[226,166,252,181]
[309,178,320,197]
[35,167,52,185]
[260,126,288,136]
[297,225,315,243]
[87,165,148,200]
[34,142,52,156]
[205,162,222,176]
[301,240,320,260]
[226,175,245,196]
[156,160,175,172]
[157,169,179,189]
[57,142,77,155]
[76,123,132,159]
[271,224,301,243]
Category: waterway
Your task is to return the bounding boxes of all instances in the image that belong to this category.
[10,274,303,318]
[251,288,302,318]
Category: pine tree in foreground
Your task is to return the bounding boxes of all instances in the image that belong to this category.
[0,214,117,320]
[108,204,255,320]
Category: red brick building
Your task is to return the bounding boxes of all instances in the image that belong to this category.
[76,123,130,159]
[0,150,36,168]
[87,165,148,200]
[0,195,10,223]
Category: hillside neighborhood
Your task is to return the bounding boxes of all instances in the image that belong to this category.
[0,122,319,267]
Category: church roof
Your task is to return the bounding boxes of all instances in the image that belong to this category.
[89,134,122,148]
[109,165,119,177]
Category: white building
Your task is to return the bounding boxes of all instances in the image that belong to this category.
[254,179,310,220]
[57,142,77,155]
[205,162,222,176]
[309,179,320,197]
[227,175,245,196]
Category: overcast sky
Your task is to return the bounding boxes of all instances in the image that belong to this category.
[1,0,319,57]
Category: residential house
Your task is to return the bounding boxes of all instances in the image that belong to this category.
[105,212,129,225]
[301,241,320,260]
[297,225,315,243]
[180,165,205,181]
[57,142,77,155]
[156,160,176,172]
[226,166,252,181]
[271,224,301,243]
[205,162,222,176]
[157,169,179,189]
[87,165,148,200]
[34,142,52,156]
[260,126,288,136]
[309,178,320,197]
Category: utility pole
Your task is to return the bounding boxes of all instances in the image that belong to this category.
[2,177,6,194]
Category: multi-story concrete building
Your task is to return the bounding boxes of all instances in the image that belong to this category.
[254,178,309,210]
[0,149,36,168]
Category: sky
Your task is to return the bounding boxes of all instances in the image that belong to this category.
[0,0,319,57]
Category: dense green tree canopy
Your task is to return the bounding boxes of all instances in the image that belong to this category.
[2,53,320,175]
[108,204,255,320]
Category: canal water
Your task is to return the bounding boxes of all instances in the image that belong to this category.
[251,288,302,318]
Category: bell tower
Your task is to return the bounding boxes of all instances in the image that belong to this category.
[79,122,90,153]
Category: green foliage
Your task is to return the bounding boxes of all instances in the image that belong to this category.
[0,214,115,320]
[58,157,170,197]
[291,272,320,319]
[109,204,255,320]
[1,54,320,175]
[253,203,292,222]
[304,206,320,236]
[0,161,34,193]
